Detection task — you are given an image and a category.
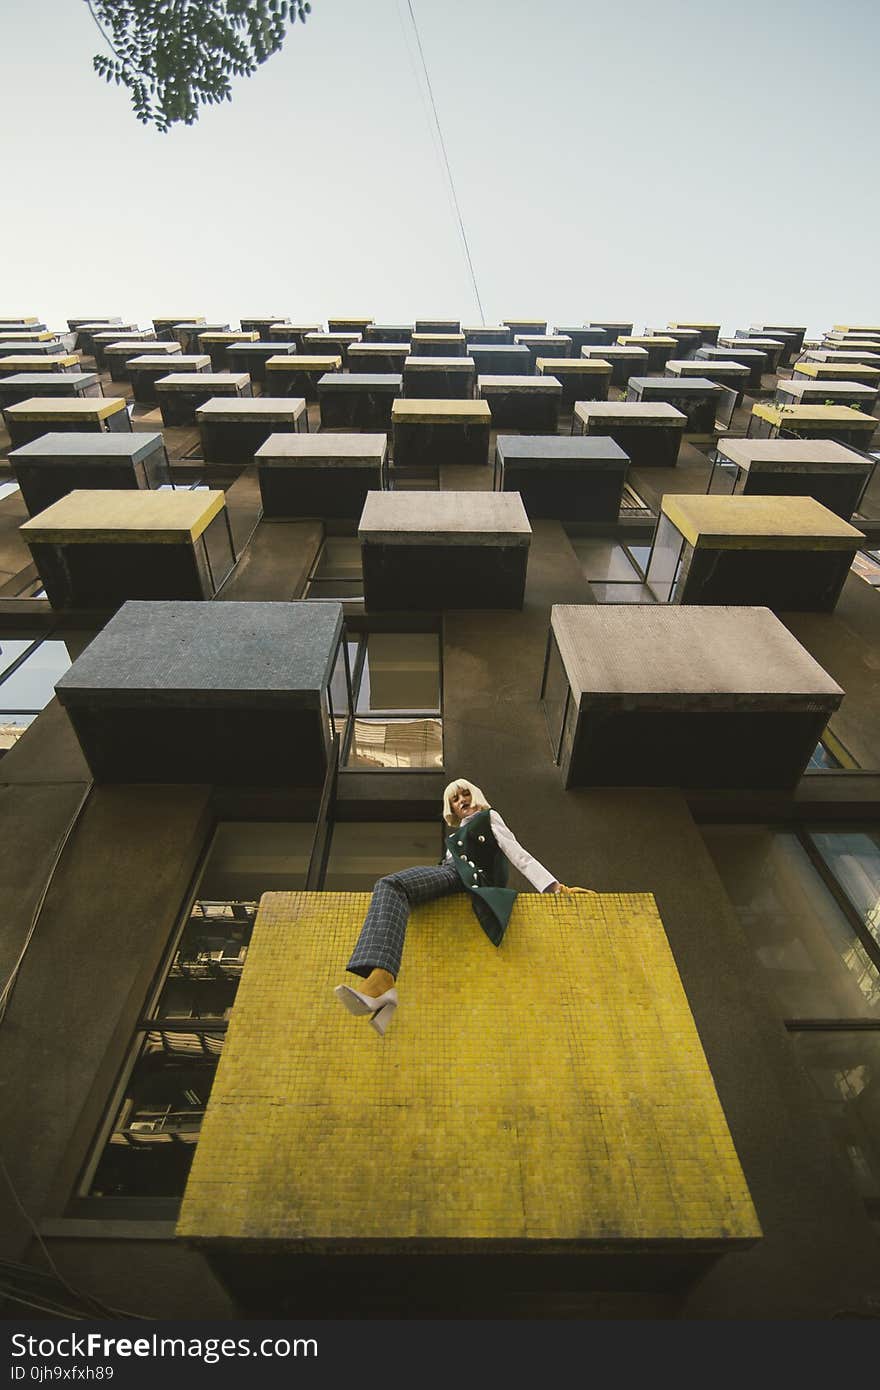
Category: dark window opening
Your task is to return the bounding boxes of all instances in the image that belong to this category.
[82,820,313,1207]
[701,822,880,1221]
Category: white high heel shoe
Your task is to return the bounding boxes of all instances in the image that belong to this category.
[334,983,399,1024]
[369,1000,397,1036]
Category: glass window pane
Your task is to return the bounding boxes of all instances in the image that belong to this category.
[89,1030,223,1198]
[810,831,880,951]
[202,510,235,590]
[645,512,686,603]
[541,634,568,759]
[156,902,257,1020]
[0,639,36,680]
[306,578,364,600]
[702,825,880,1019]
[808,742,843,771]
[197,822,313,902]
[624,544,652,575]
[572,539,642,582]
[0,637,75,709]
[345,717,443,769]
[324,821,441,890]
[357,633,441,712]
[328,638,358,725]
[708,456,739,494]
[791,1032,880,1202]
[851,553,880,586]
[312,537,363,580]
[589,581,656,603]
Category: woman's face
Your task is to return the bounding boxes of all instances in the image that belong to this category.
[450,785,473,819]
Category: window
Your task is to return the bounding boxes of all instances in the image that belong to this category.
[851,550,880,587]
[570,538,655,604]
[702,823,880,1219]
[810,831,880,951]
[82,821,314,1208]
[808,741,843,771]
[791,1032,880,1214]
[702,826,880,1021]
[305,537,363,601]
[0,631,93,751]
[334,631,443,770]
[323,821,443,890]
[807,731,858,772]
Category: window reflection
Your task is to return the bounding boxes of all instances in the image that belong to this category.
[337,630,443,769]
[346,716,443,769]
[90,1032,222,1198]
[792,1033,880,1203]
[810,831,880,951]
[357,633,441,712]
[0,639,74,707]
[702,825,880,1019]
[305,537,364,600]
[324,821,441,890]
[0,633,92,749]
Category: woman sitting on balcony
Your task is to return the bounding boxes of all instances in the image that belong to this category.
[334,777,585,1035]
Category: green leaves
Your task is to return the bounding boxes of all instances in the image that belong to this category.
[85,0,311,132]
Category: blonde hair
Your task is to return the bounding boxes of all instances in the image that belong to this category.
[442,778,490,826]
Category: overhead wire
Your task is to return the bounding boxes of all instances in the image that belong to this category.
[400,0,486,324]
[0,1153,145,1320]
[0,779,93,1025]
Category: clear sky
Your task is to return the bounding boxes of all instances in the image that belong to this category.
[1,0,877,336]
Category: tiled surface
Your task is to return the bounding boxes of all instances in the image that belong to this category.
[177,890,760,1249]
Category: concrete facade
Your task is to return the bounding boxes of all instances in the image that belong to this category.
[1,306,879,1324]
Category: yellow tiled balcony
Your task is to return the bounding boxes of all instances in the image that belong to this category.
[178,891,760,1259]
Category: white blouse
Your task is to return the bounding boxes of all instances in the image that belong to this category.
[445,808,557,893]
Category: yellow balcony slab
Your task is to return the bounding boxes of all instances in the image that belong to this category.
[392,398,491,424]
[411,333,466,346]
[661,493,864,550]
[793,362,880,383]
[177,891,761,1252]
[20,488,225,543]
[833,324,880,334]
[752,402,876,431]
[198,331,260,344]
[5,396,126,422]
[0,355,80,372]
[668,322,720,331]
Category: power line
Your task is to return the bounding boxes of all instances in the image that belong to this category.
[404,0,486,325]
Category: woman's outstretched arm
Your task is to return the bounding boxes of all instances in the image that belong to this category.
[489,810,560,892]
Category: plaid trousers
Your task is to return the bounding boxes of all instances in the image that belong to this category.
[346,863,465,978]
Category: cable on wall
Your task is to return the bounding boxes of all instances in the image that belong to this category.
[404,0,486,325]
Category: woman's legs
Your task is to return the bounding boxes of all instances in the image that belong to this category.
[346,863,463,983]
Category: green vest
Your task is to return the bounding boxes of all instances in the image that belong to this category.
[445,808,518,947]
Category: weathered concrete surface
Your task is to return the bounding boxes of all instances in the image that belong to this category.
[0,781,213,1242]
[441,523,880,1318]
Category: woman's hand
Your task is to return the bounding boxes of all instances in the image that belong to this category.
[552,883,598,895]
